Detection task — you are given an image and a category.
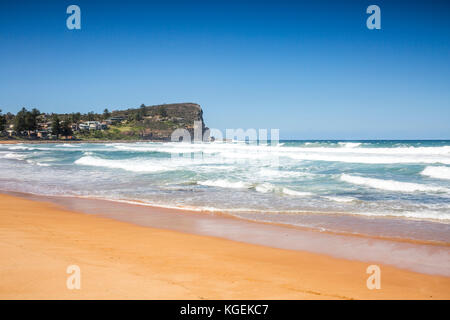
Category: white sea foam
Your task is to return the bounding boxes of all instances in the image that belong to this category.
[114,144,219,154]
[7,145,29,150]
[421,166,450,180]
[325,196,356,203]
[74,156,174,173]
[110,142,450,165]
[288,145,450,155]
[26,159,50,167]
[341,174,449,193]
[258,168,315,178]
[286,151,450,164]
[349,209,450,221]
[338,142,362,148]
[254,183,275,193]
[100,197,448,222]
[198,179,313,197]
[255,183,313,196]
[281,187,313,197]
[3,152,27,160]
[56,144,77,148]
[198,179,251,189]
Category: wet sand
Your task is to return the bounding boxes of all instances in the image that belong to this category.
[11,192,447,277]
[0,193,449,299]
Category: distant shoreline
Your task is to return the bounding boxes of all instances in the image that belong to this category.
[2,138,450,144]
[0,139,166,144]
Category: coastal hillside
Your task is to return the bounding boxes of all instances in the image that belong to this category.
[111,103,208,140]
[0,102,209,141]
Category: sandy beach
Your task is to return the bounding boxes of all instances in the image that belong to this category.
[0,193,449,299]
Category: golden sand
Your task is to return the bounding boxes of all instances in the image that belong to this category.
[0,193,448,299]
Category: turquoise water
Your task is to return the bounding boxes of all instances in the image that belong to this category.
[1,140,449,241]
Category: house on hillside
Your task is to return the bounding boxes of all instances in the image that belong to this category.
[105,116,126,125]
[79,123,89,130]
[37,130,49,139]
[79,121,107,131]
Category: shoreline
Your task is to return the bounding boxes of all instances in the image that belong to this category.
[0,139,166,144]
[4,191,450,277]
[11,190,450,247]
[1,192,449,299]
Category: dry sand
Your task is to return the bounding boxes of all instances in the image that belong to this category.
[0,193,449,299]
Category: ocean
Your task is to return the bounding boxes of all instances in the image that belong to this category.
[1,140,449,243]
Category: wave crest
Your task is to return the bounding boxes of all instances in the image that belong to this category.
[340,174,449,193]
[421,166,450,180]
[74,156,173,173]
[197,179,251,189]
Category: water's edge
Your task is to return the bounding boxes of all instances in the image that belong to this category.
[4,190,449,277]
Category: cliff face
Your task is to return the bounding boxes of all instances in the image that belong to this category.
[112,103,208,141]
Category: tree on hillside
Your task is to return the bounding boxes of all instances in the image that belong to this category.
[127,113,135,122]
[5,112,14,122]
[51,114,61,138]
[14,107,28,134]
[103,108,111,120]
[31,108,40,118]
[25,108,40,134]
[71,112,81,123]
[13,107,40,135]
[158,106,167,118]
[133,109,144,121]
[87,111,95,121]
[60,119,73,138]
[138,104,146,118]
[0,109,6,132]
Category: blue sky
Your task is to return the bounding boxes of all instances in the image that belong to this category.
[0,0,449,139]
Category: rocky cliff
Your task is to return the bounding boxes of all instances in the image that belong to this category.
[111,103,208,141]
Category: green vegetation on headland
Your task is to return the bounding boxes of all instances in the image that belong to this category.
[0,103,208,142]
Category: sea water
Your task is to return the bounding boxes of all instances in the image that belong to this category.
[1,140,449,243]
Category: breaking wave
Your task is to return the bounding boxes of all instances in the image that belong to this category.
[114,143,450,164]
[324,196,356,203]
[421,166,450,180]
[3,152,28,160]
[197,179,251,189]
[338,142,362,148]
[197,179,313,197]
[340,174,449,193]
[74,156,174,173]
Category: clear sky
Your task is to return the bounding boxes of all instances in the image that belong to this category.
[0,0,449,139]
